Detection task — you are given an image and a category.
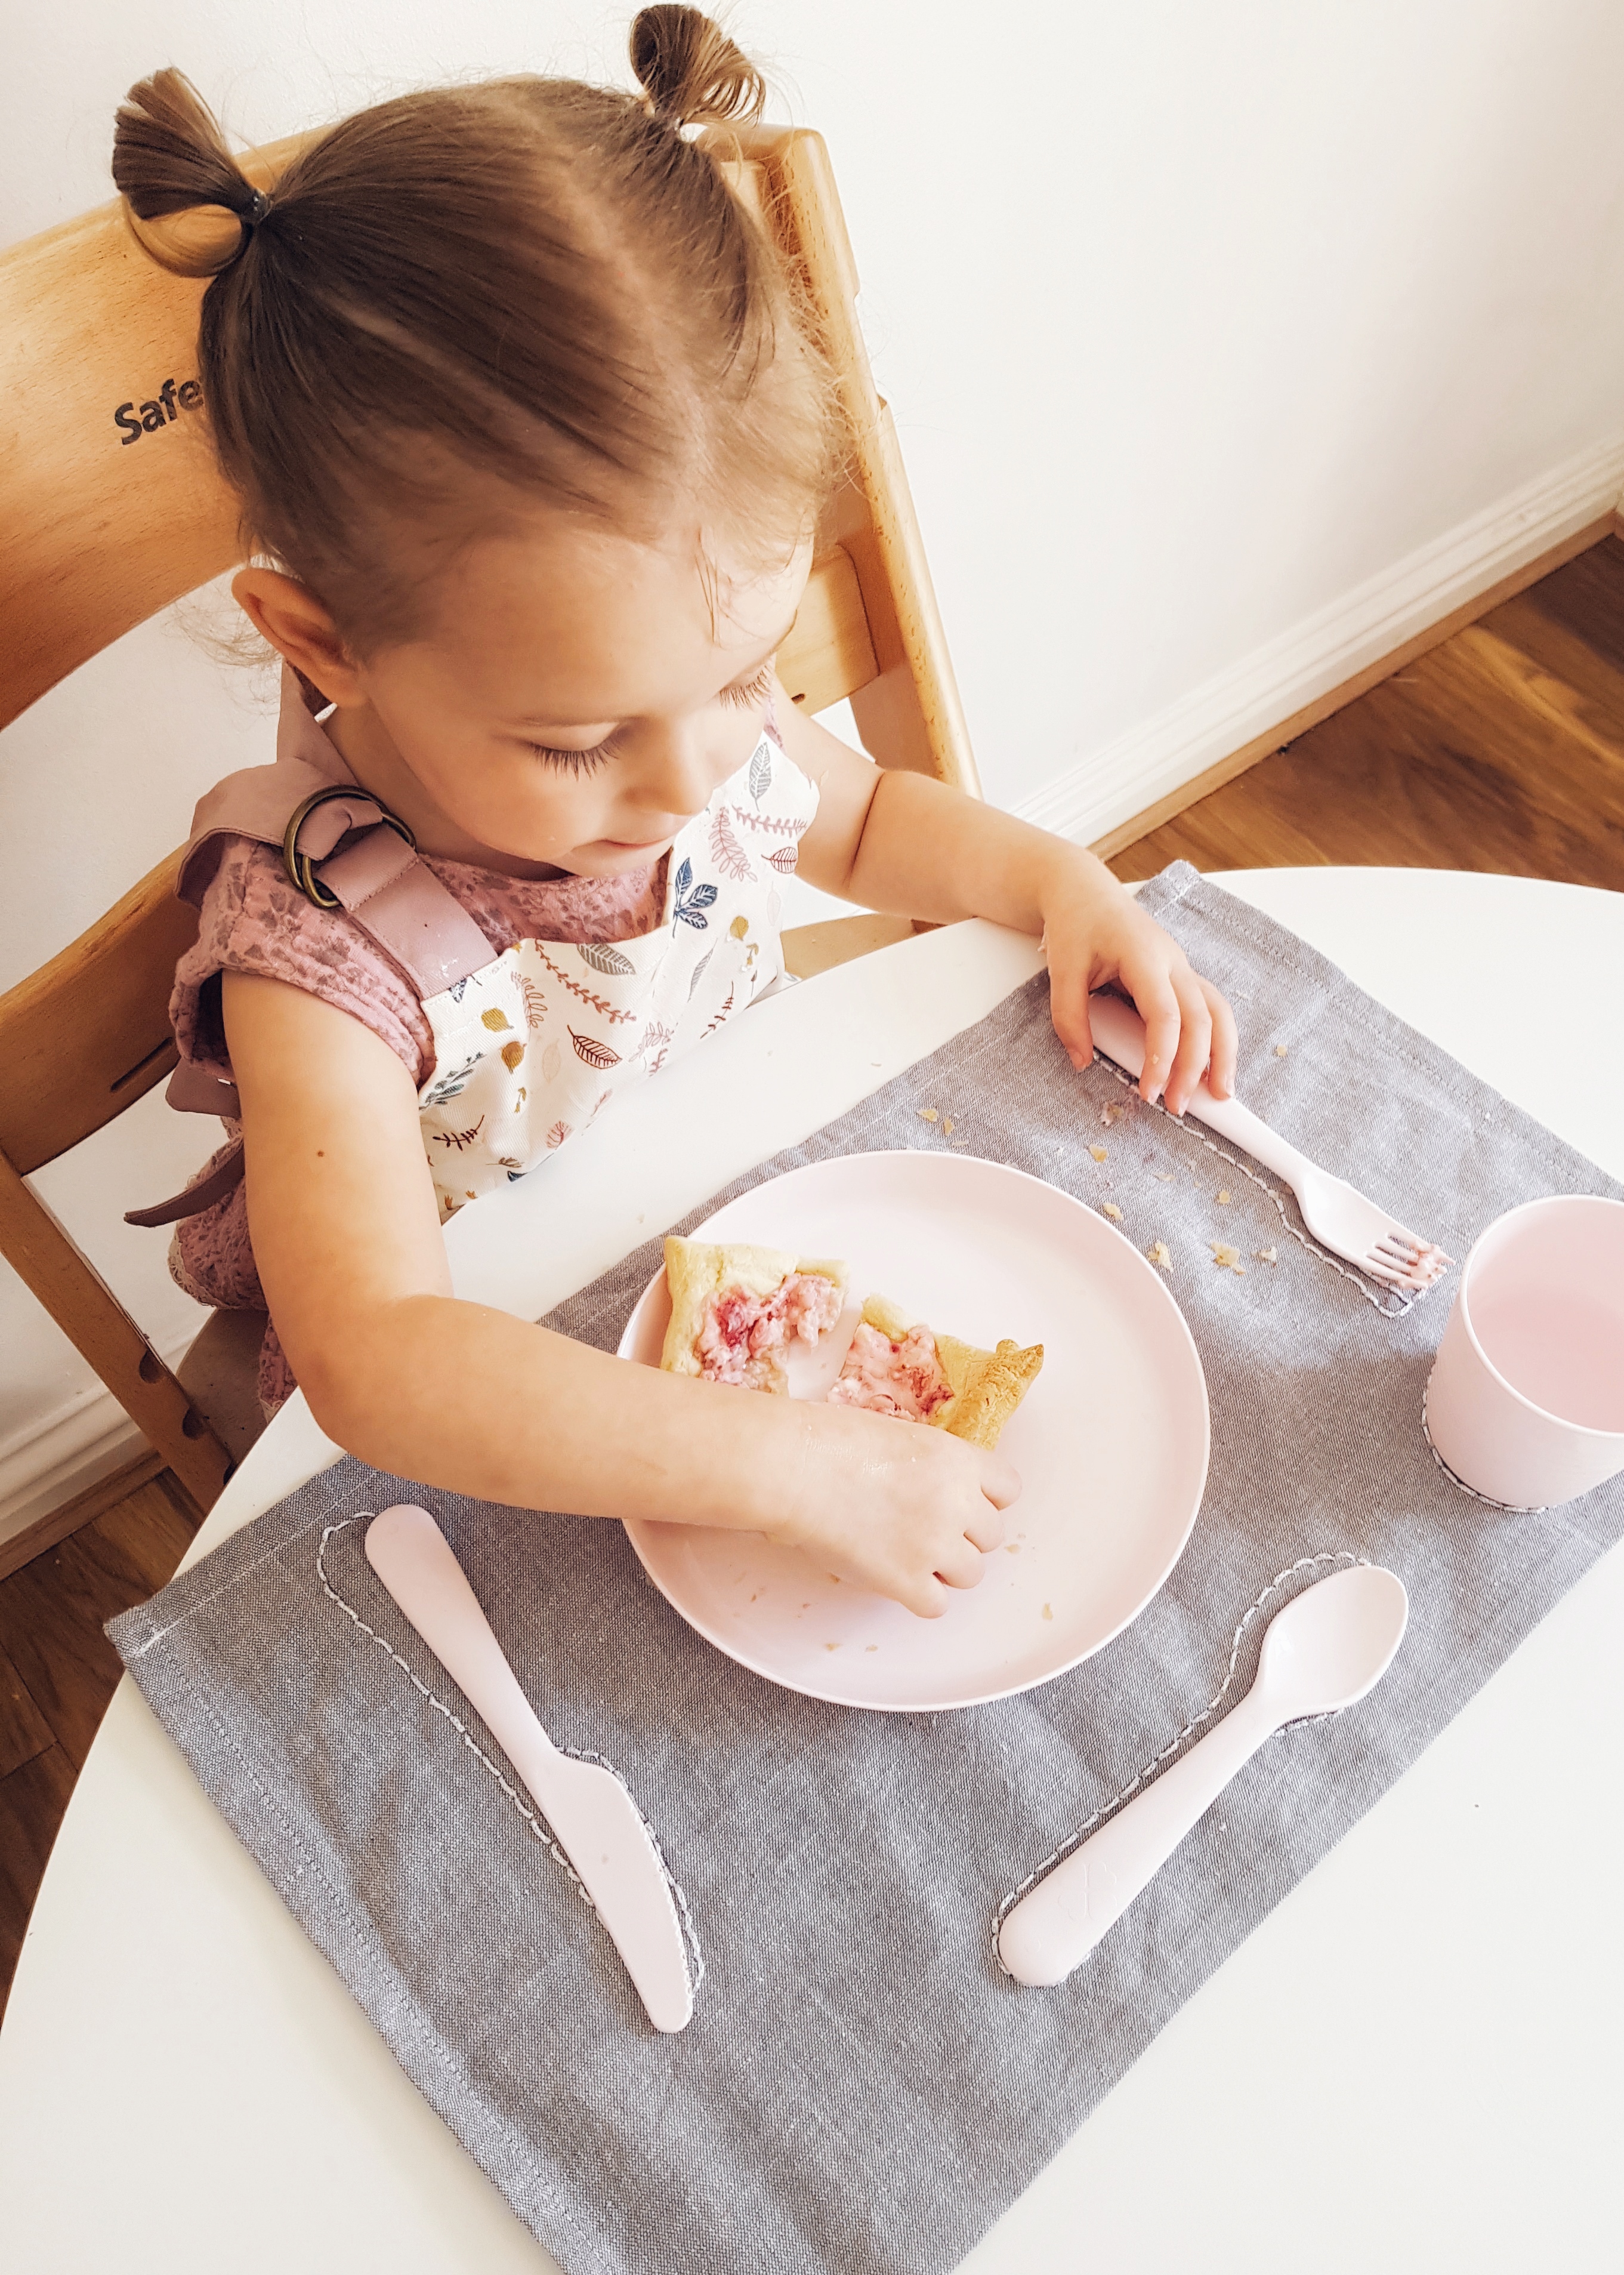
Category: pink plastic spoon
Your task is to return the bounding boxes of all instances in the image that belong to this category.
[999,1564,1408,1987]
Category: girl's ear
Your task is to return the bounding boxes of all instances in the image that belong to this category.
[233,568,366,704]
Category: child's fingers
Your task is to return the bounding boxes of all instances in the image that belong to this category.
[899,1573,951,1619]
[933,1533,989,1591]
[977,1450,1023,1510]
[1046,967,1096,1072]
[964,1496,1010,1553]
[1162,970,1215,1117]
[1203,978,1239,1100]
[1129,975,1184,1105]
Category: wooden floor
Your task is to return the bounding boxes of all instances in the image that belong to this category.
[3,534,1623,2026]
[1111,535,1624,887]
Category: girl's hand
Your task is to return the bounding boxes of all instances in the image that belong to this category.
[764,1399,1022,1620]
[778,705,1237,1119]
[1039,852,1237,1117]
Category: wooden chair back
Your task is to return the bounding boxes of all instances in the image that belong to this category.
[0,121,977,1509]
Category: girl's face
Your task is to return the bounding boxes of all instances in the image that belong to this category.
[237,510,813,878]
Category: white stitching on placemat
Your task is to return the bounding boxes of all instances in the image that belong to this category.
[1092,1054,1425,1319]
[317,1517,706,1996]
[992,1550,1369,1971]
[1420,1382,1548,1513]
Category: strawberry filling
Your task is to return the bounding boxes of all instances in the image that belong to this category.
[695,1272,844,1389]
[827,1321,953,1422]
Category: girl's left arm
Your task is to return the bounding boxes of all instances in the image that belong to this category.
[777,695,1238,1117]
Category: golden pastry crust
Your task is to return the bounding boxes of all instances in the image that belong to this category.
[660,1236,847,1383]
[857,1294,1042,1448]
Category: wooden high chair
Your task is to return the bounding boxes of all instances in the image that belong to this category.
[0,121,980,1514]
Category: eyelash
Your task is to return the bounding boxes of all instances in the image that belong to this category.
[525,662,776,773]
[719,661,776,713]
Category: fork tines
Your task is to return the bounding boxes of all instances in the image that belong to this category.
[1367,1232,1455,1290]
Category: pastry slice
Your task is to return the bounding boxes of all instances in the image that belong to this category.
[660,1235,847,1392]
[828,1294,1043,1449]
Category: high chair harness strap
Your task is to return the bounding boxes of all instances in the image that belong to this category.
[125,670,499,1229]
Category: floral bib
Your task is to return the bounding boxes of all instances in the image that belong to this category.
[416,735,819,1217]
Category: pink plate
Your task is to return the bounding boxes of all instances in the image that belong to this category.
[619,1151,1209,1711]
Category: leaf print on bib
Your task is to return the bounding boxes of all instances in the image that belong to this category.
[671,856,718,932]
[569,1027,621,1071]
[710,806,753,882]
[410,729,819,1217]
[530,942,636,1024]
[421,1053,480,1108]
[430,1117,486,1153]
[579,942,635,978]
[731,804,807,840]
[703,984,737,1037]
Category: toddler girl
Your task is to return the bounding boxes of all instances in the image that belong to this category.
[115,8,1236,1619]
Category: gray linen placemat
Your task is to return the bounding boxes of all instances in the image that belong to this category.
[111,864,1624,2275]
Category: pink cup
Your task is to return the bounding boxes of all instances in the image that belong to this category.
[1425,1195,1624,1509]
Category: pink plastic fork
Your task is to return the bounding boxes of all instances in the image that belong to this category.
[1086,992,1452,1292]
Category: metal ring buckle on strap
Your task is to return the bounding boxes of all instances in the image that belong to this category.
[282,783,417,909]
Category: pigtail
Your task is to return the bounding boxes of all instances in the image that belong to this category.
[629,7,766,130]
[100,45,836,651]
[113,68,269,278]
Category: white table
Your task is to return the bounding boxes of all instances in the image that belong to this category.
[2,869,1621,2273]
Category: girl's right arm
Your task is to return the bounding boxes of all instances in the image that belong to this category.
[222,971,1019,1618]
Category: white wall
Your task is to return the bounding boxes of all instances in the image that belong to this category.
[7,0,1624,1525]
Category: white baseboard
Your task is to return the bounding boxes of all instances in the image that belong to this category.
[1014,433,1624,847]
[0,1329,193,1552]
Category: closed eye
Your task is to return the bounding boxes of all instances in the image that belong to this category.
[527,738,614,775]
[718,660,776,712]
[525,659,774,770]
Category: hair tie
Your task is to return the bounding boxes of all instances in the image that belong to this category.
[243,187,270,227]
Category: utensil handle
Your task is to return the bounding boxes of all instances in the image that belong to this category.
[998,1690,1277,1987]
[364,1505,560,1778]
[1086,991,1310,1188]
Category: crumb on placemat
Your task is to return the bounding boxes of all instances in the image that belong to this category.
[1090,1144,1108,1162]
[1148,1239,1171,1269]
[1256,1246,1278,1265]
[1103,1202,1123,1220]
[1211,1241,1246,1274]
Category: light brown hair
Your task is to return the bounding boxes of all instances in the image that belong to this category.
[112,8,838,649]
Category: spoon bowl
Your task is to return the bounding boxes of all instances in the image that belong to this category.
[1255,1563,1410,1721]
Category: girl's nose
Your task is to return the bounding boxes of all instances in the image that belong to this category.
[628,723,724,824]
